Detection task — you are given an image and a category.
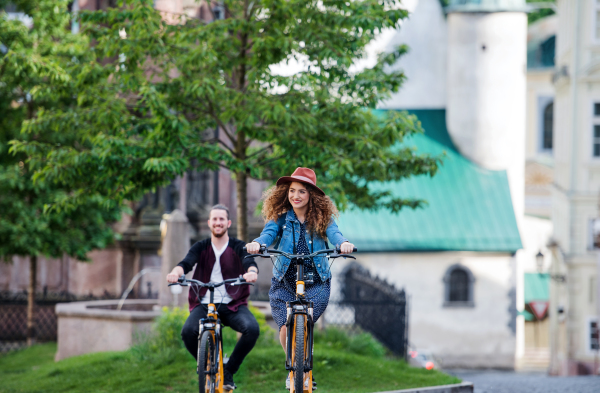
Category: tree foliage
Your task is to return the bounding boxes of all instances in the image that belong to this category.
[14,0,440,240]
[0,0,120,261]
[526,0,555,25]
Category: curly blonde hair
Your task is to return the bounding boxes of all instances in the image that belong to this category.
[261,182,339,239]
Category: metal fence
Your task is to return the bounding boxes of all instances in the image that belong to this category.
[339,263,409,358]
[0,290,116,353]
[249,262,409,358]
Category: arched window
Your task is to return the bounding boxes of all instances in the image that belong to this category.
[543,102,553,150]
[449,269,469,301]
[443,264,475,307]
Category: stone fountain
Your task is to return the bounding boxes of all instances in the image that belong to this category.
[55,210,189,361]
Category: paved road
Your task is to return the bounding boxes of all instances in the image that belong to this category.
[449,370,600,393]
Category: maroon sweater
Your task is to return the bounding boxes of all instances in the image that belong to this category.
[177,238,258,312]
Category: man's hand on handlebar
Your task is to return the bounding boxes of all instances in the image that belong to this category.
[245,241,261,254]
[167,266,184,283]
[340,241,355,254]
[243,270,258,283]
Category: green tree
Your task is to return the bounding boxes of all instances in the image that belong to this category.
[526,0,555,25]
[16,0,440,241]
[0,0,121,345]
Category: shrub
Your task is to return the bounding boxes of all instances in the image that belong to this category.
[132,303,277,362]
[346,333,387,358]
[153,306,189,351]
[314,327,387,358]
[131,306,189,363]
[249,303,278,346]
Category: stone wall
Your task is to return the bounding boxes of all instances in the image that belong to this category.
[0,248,122,297]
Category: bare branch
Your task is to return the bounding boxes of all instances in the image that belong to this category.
[199,157,234,171]
[214,117,236,145]
[246,144,273,159]
[256,154,285,167]
[216,138,236,156]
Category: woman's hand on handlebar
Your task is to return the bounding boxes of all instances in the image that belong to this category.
[340,241,355,254]
[245,241,261,254]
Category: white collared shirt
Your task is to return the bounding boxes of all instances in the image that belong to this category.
[201,242,233,304]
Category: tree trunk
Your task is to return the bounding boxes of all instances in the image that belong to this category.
[236,170,248,242]
[235,127,248,242]
[27,255,37,346]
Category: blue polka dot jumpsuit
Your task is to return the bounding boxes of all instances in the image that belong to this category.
[269,212,331,330]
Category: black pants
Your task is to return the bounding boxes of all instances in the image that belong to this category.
[181,304,260,375]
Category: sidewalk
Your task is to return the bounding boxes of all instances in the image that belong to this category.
[449,370,600,393]
[373,381,474,393]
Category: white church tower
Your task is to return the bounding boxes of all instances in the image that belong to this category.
[337,0,532,369]
[446,0,528,223]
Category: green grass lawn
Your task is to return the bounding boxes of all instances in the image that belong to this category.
[0,341,459,393]
[0,308,459,392]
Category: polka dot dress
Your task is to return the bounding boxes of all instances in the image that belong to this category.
[269,215,331,330]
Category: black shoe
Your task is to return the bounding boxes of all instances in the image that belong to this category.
[223,369,236,391]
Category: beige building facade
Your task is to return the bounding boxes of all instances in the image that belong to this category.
[549,0,600,375]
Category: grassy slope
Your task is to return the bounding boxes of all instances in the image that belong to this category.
[0,342,459,393]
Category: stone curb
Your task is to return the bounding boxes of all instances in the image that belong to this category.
[372,381,474,393]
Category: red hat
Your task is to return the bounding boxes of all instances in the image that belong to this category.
[276,167,325,195]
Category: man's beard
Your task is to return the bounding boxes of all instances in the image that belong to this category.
[211,226,227,238]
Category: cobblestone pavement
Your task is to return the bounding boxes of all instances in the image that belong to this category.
[448,370,600,393]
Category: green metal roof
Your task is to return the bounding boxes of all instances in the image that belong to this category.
[524,273,550,303]
[338,109,523,253]
[446,0,528,13]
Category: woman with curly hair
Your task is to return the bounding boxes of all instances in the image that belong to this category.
[246,167,354,383]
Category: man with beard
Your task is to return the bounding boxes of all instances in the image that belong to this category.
[166,204,259,391]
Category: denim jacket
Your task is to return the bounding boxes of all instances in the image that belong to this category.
[253,210,348,282]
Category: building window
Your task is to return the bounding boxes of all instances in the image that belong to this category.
[590,318,599,351]
[538,96,553,153]
[590,218,600,250]
[543,102,553,150]
[213,4,225,20]
[594,103,600,157]
[449,270,469,301]
[594,126,600,157]
[443,264,475,307]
